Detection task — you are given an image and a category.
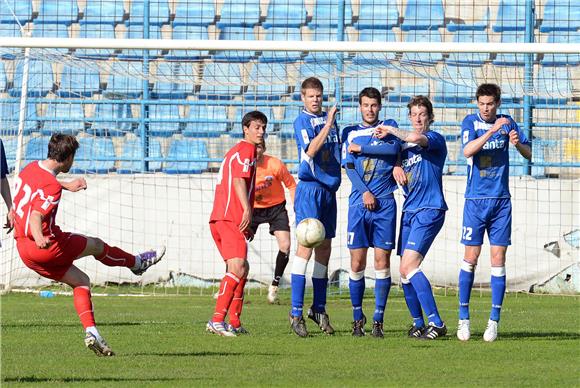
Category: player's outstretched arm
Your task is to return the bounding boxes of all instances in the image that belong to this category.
[304,106,338,159]
[377,125,428,147]
[61,178,87,192]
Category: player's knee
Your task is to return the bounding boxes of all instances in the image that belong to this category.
[279,240,291,254]
[86,237,105,256]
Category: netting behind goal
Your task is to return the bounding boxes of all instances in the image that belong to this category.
[1,0,579,294]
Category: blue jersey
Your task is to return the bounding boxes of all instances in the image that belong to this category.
[0,139,8,179]
[293,109,341,192]
[341,120,400,205]
[400,131,448,213]
[462,113,530,199]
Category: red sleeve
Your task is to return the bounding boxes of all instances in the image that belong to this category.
[231,142,256,179]
[31,181,61,216]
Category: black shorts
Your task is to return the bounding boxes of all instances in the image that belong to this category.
[250,201,291,235]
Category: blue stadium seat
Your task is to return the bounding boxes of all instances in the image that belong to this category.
[217,0,260,28]
[492,32,527,66]
[164,139,209,174]
[118,137,163,173]
[0,101,38,135]
[70,136,116,173]
[214,27,257,62]
[152,62,194,99]
[0,61,6,92]
[387,78,429,102]
[246,63,288,100]
[2,136,17,171]
[540,0,580,32]
[0,23,23,59]
[104,61,144,98]
[279,105,301,136]
[31,23,69,54]
[338,106,360,126]
[401,0,444,31]
[534,67,572,104]
[303,28,348,63]
[0,0,32,24]
[36,0,78,25]
[128,0,170,25]
[82,0,125,25]
[24,136,50,165]
[41,102,85,135]
[447,7,489,31]
[342,67,385,101]
[148,103,181,137]
[11,60,54,97]
[173,0,215,26]
[58,65,101,97]
[258,27,302,63]
[541,31,580,66]
[183,104,228,137]
[263,0,307,29]
[493,0,527,32]
[292,63,336,100]
[355,0,399,30]
[120,24,162,59]
[166,25,209,60]
[352,29,397,66]
[309,0,353,28]
[434,67,477,103]
[75,24,116,58]
[198,63,242,99]
[402,30,443,64]
[447,30,489,66]
[90,102,133,136]
[231,106,274,132]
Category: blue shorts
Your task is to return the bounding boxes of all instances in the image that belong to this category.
[461,198,512,246]
[294,181,337,239]
[397,208,445,257]
[347,196,396,250]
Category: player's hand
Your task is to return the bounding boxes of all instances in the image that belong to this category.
[374,125,395,139]
[348,143,362,154]
[35,235,53,249]
[239,209,252,233]
[491,117,510,133]
[509,130,520,146]
[362,191,376,211]
[4,208,14,233]
[63,178,87,192]
[393,166,407,185]
[327,105,339,124]
[245,229,255,242]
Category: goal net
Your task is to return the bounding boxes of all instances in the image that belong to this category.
[1,0,579,295]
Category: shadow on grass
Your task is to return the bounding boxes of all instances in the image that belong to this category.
[3,376,199,383]
[2,322,143,328]
[131,350,281,357]
[491,331,580,340]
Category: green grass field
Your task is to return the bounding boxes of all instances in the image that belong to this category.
[2,290,579,387]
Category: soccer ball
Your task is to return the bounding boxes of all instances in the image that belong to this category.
[296,218,326,248]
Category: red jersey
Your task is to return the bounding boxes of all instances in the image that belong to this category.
[210,140,257,224]
[13,161,63,241]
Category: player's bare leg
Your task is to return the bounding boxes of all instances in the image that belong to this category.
[60,265,114,356]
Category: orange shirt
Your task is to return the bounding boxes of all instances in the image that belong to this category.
[254,154,296,209]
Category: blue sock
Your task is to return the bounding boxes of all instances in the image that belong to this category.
[373,277,391,322]
[458,262,475,320]
[402,279,424,328]
[349,276,365,321]
[490,267,506,322]
[408,270,443,327]
[290,273,305,317]
[312,277,328,313]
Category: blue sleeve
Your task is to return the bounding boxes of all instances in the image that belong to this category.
[360,140,400,156]
[509,119,530,146]
[0,140,7,179]
[461,116,476,148]
[384,119,399,128]
[425,131,446,151]
[293,115,314,152]
[345,165,370,194]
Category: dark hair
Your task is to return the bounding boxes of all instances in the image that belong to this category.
[476,83,502,102]
[242,110,268,129]
[358,87,382,105]
[407,95,434,123]
[301,77,324,93]
[47,133,79,162]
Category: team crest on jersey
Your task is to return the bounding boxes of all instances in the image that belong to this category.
[242,158,254,172]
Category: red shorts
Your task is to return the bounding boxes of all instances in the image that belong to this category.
[209,220,247,261]
[16,233,88,281]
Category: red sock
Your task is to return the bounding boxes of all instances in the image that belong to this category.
[212,273,240,323]
[96,243,136,268]
[73,286,95,329]
[229,277,247,328]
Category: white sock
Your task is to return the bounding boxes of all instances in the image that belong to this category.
[132,255,142,270]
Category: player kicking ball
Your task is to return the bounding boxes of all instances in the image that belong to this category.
[12,134,165,356]
[206,111,267,337]
[457,84,531,342]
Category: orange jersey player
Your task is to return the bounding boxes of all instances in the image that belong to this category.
[12,134,165,356]
[206,110,267,337]
[249,139,296,304]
